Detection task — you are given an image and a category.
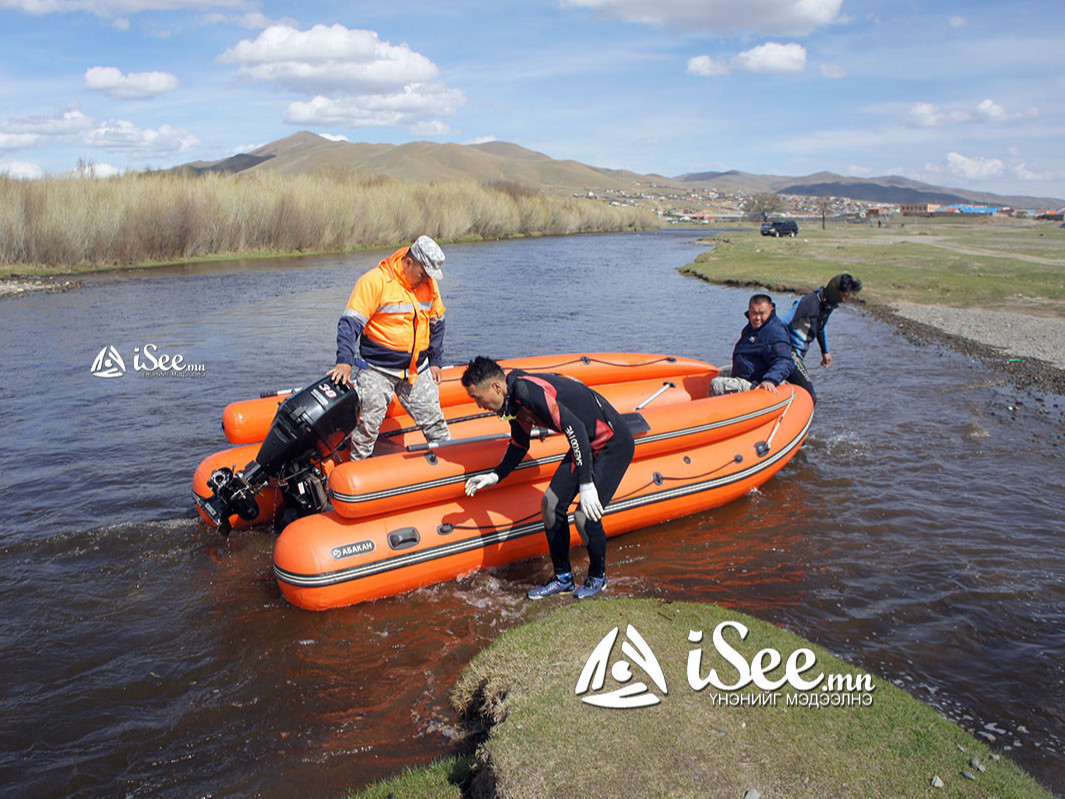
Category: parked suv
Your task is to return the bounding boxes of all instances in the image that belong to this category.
[760,220,798,237]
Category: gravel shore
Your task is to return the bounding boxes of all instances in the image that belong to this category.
[890,301,1065,371]
[0,276,81,298]
[866,301,1065,396]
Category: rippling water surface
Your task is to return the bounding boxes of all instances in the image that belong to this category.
[1,230,1063,796]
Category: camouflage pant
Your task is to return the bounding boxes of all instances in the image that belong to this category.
[710,366,754,396]
[350,366,451,460]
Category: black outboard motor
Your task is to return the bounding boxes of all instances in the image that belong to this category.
[198,376,360,535]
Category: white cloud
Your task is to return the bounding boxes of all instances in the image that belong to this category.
[317,132,349,142]
[819,63,847,79]
[71,160,121,177]
[1,0,248,18]
[561,0,843,36]
[733,42,807,74]
[201,10,281,29]
[410,120,452,137]
[283,85,465,130]
[686,55,730,77]
[933,152,1006,180]
[904,99,1040,128]
[93,161,122,177]
[1,107,97,150]
[219,24,466,133]
[0,132,44,150]
[1009,162,1043,182]
[905,102,968,128]
[217,24,439,94]
[82,119,199,156]
[465,135,496,145]
[84,66,180,99]
[925,151,1062,185]
[948,16,967,28]
[0,160,44,179]
[975,98,1039,123]
[844,165,873,177]
[687,44,807,78]
[3,107,96,135]
[226,141,264,155]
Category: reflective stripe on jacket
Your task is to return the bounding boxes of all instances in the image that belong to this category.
[336,247,446,381]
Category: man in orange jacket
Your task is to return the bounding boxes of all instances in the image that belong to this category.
[327,235,451,459]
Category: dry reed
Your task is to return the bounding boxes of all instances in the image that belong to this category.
[0,170,658,271]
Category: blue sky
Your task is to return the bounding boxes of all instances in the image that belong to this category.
[2,0,1063,201]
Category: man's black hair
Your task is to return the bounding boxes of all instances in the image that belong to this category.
[840,274,862,293]
[461,355,506,388]
[749,293,774,307]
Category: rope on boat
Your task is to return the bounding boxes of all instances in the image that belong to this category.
[763,388,795,450]
[439,355,680,383]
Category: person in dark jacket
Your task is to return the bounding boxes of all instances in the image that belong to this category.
[778,273,862,403]
[461,356,635,601]
[711,294,794,396]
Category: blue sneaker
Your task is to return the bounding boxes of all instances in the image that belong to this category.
[574,575,606,600]
[526,573,575,600]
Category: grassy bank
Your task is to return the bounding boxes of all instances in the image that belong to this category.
[680,216,1065,314]
[0,170,657,277]
[350,599,1050,798]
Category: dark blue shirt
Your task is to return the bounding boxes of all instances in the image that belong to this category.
[730,310,794,386]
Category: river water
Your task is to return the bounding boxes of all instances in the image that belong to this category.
[1,229,1063,796]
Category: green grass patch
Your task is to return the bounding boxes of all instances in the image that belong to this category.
[680,218,1065,313]
[440,599,1050,799]
[345,755,475,799]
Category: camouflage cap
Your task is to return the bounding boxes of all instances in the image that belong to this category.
[409,235,445,280]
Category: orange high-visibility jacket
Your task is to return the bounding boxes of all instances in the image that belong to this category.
[336,247,446,382]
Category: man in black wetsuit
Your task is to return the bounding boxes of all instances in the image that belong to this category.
[461,356,635,600]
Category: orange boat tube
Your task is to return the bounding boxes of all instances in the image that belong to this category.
[273,384,813,610]
[220,352,713,445]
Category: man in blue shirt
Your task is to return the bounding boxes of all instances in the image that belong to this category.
[711,294,794,396]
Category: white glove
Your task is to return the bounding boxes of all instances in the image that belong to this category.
[578,482,604,522]
[465,472,499,496]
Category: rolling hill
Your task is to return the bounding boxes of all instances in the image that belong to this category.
[675,169,1063,210]
[184,131,661,194]
[180,132,1064,209]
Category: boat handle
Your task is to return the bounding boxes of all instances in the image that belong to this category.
[388,528,421,550]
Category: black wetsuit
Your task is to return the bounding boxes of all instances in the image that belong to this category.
[491,370,635,579]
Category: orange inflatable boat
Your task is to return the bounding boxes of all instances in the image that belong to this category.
[193,353,813,610]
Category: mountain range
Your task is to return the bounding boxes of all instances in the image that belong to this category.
[180,132,1064,210]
